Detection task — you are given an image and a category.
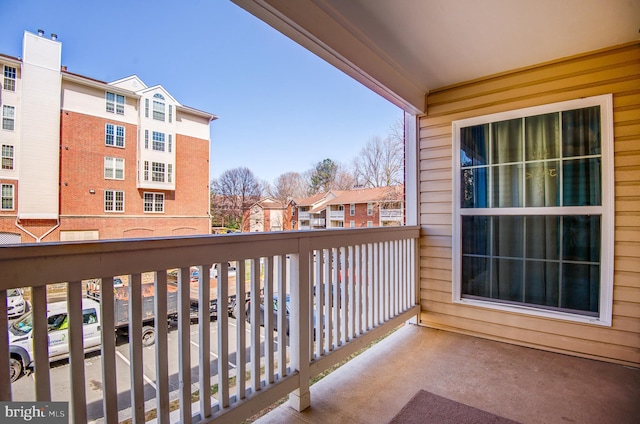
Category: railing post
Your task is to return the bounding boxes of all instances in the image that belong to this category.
[289,236,311,411]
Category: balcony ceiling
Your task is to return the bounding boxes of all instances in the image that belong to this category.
[232,0,640,113]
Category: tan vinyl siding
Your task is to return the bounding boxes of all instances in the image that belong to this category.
[418,42,640,367]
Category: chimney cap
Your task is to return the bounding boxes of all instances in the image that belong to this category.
[37,29,44,36]
[51,33,57,41]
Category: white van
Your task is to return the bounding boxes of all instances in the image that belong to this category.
[8,298,102,382]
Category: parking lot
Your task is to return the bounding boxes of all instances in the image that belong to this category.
[10,316,281,423]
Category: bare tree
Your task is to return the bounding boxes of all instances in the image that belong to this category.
[353,118,405,187]
[268,172,308,203]
[210,167,262,229]
[332,162,357,190]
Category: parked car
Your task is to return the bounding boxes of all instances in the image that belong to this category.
[240,293,290,334]
[7,288,28,319]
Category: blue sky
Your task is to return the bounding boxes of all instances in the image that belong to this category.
[0,0,402,184]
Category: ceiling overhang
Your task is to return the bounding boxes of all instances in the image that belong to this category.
[232,0,640,115]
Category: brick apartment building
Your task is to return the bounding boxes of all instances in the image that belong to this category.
[0,30,216,244]
[243,186,405,232]
[242,198,293,232]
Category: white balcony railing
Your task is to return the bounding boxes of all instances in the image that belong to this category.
[0,226,419,423]
[328,211,344,220]
[380,209,403,221]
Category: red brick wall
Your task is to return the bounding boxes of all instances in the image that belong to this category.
[346,202,379,228]
[60,111,139,214]
[54,111,210,240]
[174,134,210,216]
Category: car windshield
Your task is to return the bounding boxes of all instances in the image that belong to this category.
[7,289,21,297]
[10,311,33,336]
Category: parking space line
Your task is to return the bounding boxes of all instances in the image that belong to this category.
[189,340,237,369]
[115,350,157,389]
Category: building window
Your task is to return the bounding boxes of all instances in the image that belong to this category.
[106,92,124,115]
[152,131,165,151]
[168,105,173,123]
[104,157,124,180]
[167,164,172,183]
[350,220,355,228]
[104,190,124,212]
[367,203,373,216]
[152,93,165,121]
[168,134,172,153]
[3,66,16,91]
[144,130,149,149]
[144,192,164,213]
[349,204,355,216]
[1,184,14,210]
[2,105,15,130]
[145,98,149,118]
[2,145,14,170]
[144,161,149,181]
[453,95,613,325]
[105,124,125,147]
[152,162,165,182]
[367,221,373,227]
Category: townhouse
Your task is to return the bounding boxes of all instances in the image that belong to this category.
[0,30,216,243]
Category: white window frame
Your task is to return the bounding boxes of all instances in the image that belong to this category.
[104,157,125,180]
[2,144,14,170]
[105,92,124,115]
[350,203,355,216]
[152,131,165,152]
[144,192,164,213]
[152,94,165,121]
[151,162,165,182]
[1,184,14,210]
[451,94,614,326]
[105,124,125,148]
[104,190,124,212]
[367,202,373,216]
[2,105,15,131]
[3,66,16,91]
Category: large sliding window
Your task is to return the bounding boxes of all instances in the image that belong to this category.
[453,95,613,325]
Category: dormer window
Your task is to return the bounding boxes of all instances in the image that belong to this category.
[152,93,165,121]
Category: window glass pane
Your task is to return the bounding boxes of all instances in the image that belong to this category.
[462,216,489,255]
[563,215,600,263]
[492,216,523,258]
[492,118,522,164]
[562,158,601,206]
[491,164,522,207]
[461,257,488,297]
[491,258,523,302]
[562,106,601,157]
[525,161,559,207]
[461,168,488,208]
[525,261,559,307]
[525,113,559,161]
[460,124,489,166]
[525,216,559,260]
[561,263,599,313]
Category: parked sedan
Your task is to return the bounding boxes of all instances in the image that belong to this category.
[7,289,28,319]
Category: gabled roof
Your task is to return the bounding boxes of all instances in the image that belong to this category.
[250,197,289,210]
[137,84,181,106]
[295,191,335,207]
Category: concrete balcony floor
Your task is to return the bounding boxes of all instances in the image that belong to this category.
[256,324,640,424]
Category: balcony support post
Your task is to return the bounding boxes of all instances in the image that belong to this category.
[289,236,311,411]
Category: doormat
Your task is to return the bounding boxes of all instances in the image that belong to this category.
[389,390,520,424]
